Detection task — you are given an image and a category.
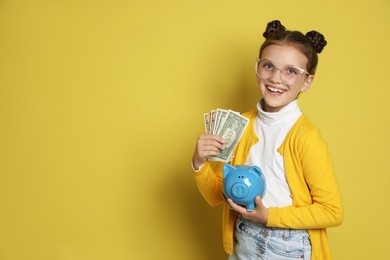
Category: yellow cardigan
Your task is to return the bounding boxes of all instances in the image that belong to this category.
[193,110,343,260]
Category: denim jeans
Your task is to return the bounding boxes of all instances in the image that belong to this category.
[229,215,311,260]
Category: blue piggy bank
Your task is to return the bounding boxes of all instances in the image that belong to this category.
[223,164,266,211]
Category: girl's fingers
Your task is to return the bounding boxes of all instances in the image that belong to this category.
[227,198,247,215]
[197,136,225,150]
[193,134,225,168]
[198,134,225,144]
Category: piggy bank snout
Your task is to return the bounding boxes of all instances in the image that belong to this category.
[230,182,249,199]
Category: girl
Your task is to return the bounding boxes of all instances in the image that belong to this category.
[192,20,343,259]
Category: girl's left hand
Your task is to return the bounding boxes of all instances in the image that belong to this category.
[227,196,268,225]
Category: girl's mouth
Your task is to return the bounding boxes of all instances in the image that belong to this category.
[266,85,286,94]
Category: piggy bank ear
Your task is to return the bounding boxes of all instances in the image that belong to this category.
[251,166,263,177]
[223,164,236,178]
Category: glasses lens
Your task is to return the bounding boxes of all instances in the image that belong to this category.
[256,60,273,77]
[281,66,302,84]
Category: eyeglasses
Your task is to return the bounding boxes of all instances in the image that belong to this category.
[255,59,310,85]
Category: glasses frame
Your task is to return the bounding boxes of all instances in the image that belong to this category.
[255,58,311,84]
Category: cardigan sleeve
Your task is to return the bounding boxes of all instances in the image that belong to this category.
[193,161,225,207]
[268,124,344,229]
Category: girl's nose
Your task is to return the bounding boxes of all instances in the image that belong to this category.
[269,68,283,83]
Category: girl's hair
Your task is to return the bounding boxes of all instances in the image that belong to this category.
[259,20,327,75]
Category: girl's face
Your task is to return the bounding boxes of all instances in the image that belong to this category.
[257,44,314,112]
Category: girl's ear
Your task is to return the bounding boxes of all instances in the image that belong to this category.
[300,75,314,93]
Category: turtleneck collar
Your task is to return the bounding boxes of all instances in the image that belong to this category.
[256,99,302,126]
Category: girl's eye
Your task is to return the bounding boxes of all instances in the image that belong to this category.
[285,67,300,75]
[263,62,274,70]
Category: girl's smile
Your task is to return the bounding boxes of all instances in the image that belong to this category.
[265,85,286,94]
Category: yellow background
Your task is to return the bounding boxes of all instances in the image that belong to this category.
[1,0,389,259]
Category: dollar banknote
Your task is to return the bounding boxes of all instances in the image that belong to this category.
[203,109,249,162]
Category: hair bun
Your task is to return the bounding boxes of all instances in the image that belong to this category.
[263,20,286,38]
[305,31,327,53]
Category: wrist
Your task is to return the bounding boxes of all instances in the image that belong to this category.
[192,157,205,171]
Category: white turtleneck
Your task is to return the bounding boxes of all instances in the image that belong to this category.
[246,100,302,208]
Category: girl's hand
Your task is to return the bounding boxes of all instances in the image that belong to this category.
[192,134,225,170]
[227,196,268,225]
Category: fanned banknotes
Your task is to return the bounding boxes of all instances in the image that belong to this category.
[203,109,249,162]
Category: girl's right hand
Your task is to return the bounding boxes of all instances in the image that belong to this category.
[192,134,225,170]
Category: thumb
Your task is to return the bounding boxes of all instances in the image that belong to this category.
[255,196,262,205]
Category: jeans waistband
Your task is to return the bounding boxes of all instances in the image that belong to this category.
[237,214,308,237]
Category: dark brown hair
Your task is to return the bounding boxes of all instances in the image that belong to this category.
[259,20,327,75]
